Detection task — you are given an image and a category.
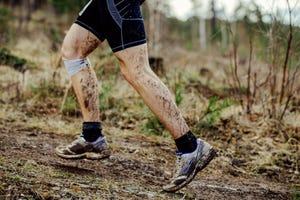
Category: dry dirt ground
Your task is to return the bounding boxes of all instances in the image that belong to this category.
[0,107,295,200]
[0,34,298,199]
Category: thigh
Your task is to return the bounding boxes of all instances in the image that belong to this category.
[62,23,101,59]
[105,0,147,52]
[114,43,147,58]
[114,43,149,72]
[74,0,146,53]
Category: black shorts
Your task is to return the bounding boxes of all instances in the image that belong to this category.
[76,0,147,52]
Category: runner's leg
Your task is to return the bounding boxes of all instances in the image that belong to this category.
[55,23,110,159]
[114,44,189,139]
[61,23,101,122]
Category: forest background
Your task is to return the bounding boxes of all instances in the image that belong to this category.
[0,0,299,199]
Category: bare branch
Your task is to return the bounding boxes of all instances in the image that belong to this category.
[246,37,253,114]
[279,0,293,104]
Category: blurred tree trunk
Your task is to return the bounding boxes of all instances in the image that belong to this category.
[210,0,217,43]
[191,0,206,50]
[145,0,168,75]
[7,0,46,34]
[147,0,162,57]
[7,0,32,33]
[199,18,206,50]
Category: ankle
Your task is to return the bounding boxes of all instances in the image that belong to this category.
[175,131,197,153]
[82,122,104,142]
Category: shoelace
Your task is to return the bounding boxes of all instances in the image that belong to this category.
[67,136,85,148]
[174,152,184,177]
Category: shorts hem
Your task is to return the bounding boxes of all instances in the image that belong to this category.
[112,39,147,52]
[75,20,105,41]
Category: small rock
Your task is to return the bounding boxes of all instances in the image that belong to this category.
[42,192,50,199]
[71,185,81,191]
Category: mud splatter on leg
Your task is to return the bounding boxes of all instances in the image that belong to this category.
[69,31,101,122]
[74,66,100,121]
[115,45,189,139]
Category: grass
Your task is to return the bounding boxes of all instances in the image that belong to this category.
[99,80,114,111]
[62,95,79,116]
[0,7,298,200]
[291,185,300,200]
[143,114,165,136]
[201,96,233,126]
[0,9,298,192]
[175,82,184,106]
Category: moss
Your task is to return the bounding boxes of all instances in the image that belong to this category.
[0,48,27,72]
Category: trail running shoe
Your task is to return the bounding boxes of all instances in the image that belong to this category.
[163,139,216,192]
[55,135,111,159]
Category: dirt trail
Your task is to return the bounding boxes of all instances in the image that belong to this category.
[0,121,292,200]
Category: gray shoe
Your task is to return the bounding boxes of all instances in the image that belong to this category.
[55,136,111,159]
[163,139,216,192]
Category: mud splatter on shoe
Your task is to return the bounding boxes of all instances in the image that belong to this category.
[55,135,111,159]
[163,139,216,192]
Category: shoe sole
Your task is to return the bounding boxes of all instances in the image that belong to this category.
[55,148,111,160]
[163,147,217,192]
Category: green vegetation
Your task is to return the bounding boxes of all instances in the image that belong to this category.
[291,185,300,200]
[99,82,114,111]
[174,82,183,106]
[0,2,298,196]
[61,95,78,116]
[0,7,13,43]
[204,96,232,125]
[0,48,28,72]
[29,80,64,99]
[143,114,164,136]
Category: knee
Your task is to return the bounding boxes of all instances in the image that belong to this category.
[61,39,90,77]
[61,40,81,60]
[120,62,154,86]
[114,45,154,85]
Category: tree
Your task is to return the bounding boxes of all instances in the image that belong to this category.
[145,0,168,56]
[191,0,207,50]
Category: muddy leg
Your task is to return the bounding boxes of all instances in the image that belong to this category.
[61,24,101,122]
[114,44,189,139]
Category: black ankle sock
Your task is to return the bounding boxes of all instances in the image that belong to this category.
[82,122,103,142]
[175,131,197,153]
